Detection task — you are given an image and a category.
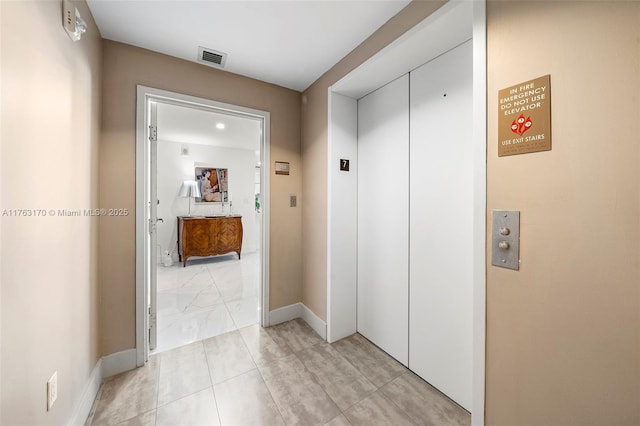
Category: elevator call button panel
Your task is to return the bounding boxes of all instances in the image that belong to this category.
[491,210,520,271]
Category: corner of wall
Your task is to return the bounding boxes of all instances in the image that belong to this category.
[68,359,103,426]
[300,0,449,329]
[269,303,327,340]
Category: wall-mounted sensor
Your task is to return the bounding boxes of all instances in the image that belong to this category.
[63,0,87,42]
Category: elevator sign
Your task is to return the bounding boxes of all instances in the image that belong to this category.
[498,75,551,157]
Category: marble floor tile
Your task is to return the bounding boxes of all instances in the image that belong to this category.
[380,372,471,426]
[208,263,243,282]
[255,351,309,381]
[210,254,259,301]
[297,340,343,361]
[157,341,212,406]
[155,252,259,354]
[214,270,259,302]
[203,330,256,384]
[258,354,340,426]
[333,334,407,388]
[239,323,292,363]
[297,343,377,411]
[324,414,353,426]
[214,369,285,426]
[154,303,237,353]
[344,390,417,426]
[90,357,159,426]
[204,252,248,270]
[185,287,226,313]
[344,333,400,363]
[226,295,260,329]
[266,318,324,353]
[156,388,220,426]
[320,376,378,412]
[298,343,365,383]
[114,410,156,426]
[157,284,224,317]
[157,264,213,292]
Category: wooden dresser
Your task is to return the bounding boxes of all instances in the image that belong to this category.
[177,215,243,267]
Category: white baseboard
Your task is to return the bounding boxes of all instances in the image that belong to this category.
[67,358,103,426]
[269,303,302,325]
[301,304,327,340]
[101,348,137,379]
[68,348,138,425]
[269,303,327,340]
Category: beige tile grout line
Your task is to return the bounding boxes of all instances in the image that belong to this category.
[200,339,223,426]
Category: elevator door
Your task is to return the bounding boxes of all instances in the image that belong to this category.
[409,40,473,410]
[357,75,409,366]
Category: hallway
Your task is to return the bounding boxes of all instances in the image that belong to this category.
[87,319,470,426]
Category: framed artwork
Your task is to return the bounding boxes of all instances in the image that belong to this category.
[194,166,228,203]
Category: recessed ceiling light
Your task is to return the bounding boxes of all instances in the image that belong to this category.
[216,123,225,130]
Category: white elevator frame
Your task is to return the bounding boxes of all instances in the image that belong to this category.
[135,86,271,365]
[326,1,486,424]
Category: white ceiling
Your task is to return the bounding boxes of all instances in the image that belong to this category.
[86,0,412,92]
[332,0,471,99]
[157,103,262,151]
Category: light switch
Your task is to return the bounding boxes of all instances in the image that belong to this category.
[290,195,297,207]
[491,210,520,270]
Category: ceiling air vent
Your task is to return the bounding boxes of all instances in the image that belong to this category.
[197,46,227,68]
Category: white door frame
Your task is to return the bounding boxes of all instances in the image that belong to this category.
[326,0,486,424]
[135,85,271,365]
[471,2,487,424]
[148,100,158,352]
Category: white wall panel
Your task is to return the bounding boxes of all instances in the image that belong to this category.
[357,75,409,365]
[327,91,358,342]
[409,40,473,410]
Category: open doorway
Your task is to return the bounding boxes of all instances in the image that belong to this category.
[135,86,271,363]
[153,103,263,353]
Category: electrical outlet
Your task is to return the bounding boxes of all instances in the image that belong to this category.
[47,371,58,411]
[290,195,297,207]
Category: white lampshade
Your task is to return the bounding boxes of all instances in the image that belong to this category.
[179,180,201,198]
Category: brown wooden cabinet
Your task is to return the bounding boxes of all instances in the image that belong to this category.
[177,215,243,267]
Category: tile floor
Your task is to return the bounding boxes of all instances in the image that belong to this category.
[87,319,470,426]
[154,252,260,353]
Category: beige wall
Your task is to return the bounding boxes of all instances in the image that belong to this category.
[301,0,446,321]
[0,0,102,424]
[486,1,640,424]
[100,41,302,354]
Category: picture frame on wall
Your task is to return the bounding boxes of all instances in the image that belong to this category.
[194,166,228,203]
